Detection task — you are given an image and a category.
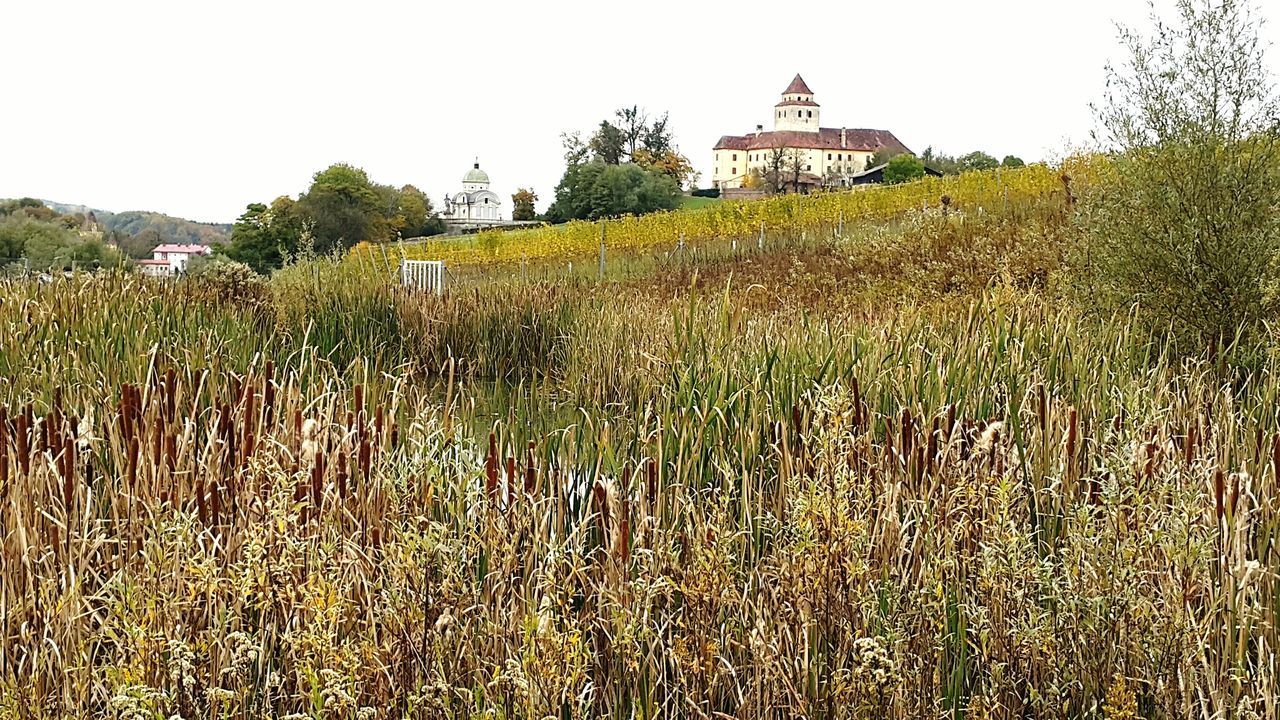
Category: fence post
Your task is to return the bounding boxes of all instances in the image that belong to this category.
[598,224,606,281]
[758,222,765,250]
[837,209,844,237]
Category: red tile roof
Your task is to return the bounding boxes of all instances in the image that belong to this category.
[782,74,813,95]
[152,244,211,255]
[714,128,911,154]
[776,100,819,107]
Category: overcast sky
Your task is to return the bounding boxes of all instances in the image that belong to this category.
[3,0,1278,223]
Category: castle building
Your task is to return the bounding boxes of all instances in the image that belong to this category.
[443,161,504,225]
[712,75,910,190]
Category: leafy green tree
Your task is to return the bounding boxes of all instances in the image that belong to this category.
[17,221,77,270]
[959,151,999,172]
[226,197,303,273]
[0,217,68,263]
[1001,155,1026,168]
[393,185,444,239]
[511,188,538,221]
[546,162,679,222]
[297,164,386,252]
[589,121,626,165]
[883,154,926,184]
[1083,0,1280,349]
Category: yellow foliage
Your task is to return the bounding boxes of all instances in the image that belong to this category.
[355,158,1104,268]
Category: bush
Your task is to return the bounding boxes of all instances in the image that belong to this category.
[690,188,721,198]
[883,155,925,185]
[1082,0,1280,350]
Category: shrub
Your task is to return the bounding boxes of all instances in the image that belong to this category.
[1082,0,1280,350]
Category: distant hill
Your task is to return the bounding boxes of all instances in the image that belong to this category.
[40,201,231,246]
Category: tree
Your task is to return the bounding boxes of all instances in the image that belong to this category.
[588,121,626,165]
[297,164,386,252]
[868,147,904,169]
[511,188,538,221]
[1001,155,1026,168]
[226,197,303,273]
[883,154,926,184]
[394,185,444,239]
[1084,0,1280,348]
[546,162,680,222]
[958,151,999,173]
[632,147,698,189]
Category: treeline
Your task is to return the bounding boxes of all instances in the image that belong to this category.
[102,211,230,247]
[0,198,124,270]
[224,164,445,273]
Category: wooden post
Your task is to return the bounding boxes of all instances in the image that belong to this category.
[598,224,606,280]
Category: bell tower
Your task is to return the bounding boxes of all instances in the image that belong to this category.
[774,74,820,133]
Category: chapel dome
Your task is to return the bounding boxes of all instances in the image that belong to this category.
[463,162,489,184]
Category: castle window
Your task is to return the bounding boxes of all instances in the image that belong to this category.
[806,165,811,171]
[732,167,737,175]
[827,154,832,160]
[807,111,812,118]
[732,154,737,161]
[838,153,843,160]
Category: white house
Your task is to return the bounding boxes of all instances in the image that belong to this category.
[442,162,504,226]
[137,243,211,277]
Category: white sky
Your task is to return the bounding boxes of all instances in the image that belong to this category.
[2,0,1278,223]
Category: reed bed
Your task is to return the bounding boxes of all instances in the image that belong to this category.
[1,187,1277,719]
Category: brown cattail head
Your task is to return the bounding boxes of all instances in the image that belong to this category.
[485,433,498,501]
[1213,468,1225,522]
[1065,407,1079,471]
[525,441,536,494]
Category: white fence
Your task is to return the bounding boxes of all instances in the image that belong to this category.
[400,259,445,295]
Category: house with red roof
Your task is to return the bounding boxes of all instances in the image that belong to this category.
[137,243,211,277]
[712,74,911,191]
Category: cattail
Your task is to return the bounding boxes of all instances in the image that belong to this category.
[525,441,536,494]
[593,478,612,541]
[196,476,208,526]
[16,411,30,476]
[359,438,371,481]
[311,450,326,513]
[210,478,222,528]
[1036,383,1047,433]
[164,368,176,421]
[1065,407,1078,473]
[375,406,385,447]
[263,361,275,424]
[618,497,630,567]
[646,459,657,509]
[485,433,498,501]
[300,418,319,467]
[1213,468,1225,522]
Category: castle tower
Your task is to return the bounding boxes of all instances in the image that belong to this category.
[773,74,820,133]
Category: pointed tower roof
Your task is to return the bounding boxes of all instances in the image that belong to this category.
[782,74,813,95]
